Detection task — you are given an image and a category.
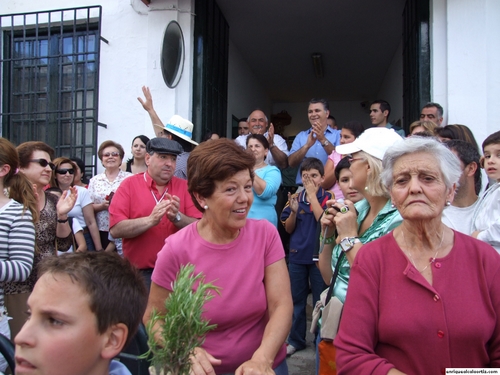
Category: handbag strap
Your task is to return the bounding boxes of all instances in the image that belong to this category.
[325,251,345,305]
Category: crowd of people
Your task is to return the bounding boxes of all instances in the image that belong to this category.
[0,91,499,375]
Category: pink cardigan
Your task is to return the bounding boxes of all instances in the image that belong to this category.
[335,231,500,375]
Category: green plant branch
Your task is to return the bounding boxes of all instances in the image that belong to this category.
[144,264,220,375]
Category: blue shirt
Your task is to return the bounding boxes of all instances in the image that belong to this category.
[248,164,281,226]
[289,126,340,184]
[281,187,333,264]
[386,123,405,137]
[109,360,132,375]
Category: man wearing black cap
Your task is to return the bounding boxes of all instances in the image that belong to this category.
[109,138,202,289]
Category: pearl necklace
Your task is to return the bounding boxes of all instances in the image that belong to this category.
[402,229,445,273]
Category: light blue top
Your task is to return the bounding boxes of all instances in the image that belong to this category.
[289,126,340,184]
[386,123,405,137]
[248,164,281,226]
[331,199,402,303]
[109,360,132,375]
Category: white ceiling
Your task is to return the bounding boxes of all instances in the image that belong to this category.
[216,0,406,103]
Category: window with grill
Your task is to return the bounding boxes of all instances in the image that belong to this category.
[1,6,101,176]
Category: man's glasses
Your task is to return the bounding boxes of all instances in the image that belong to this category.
[30,159,56,170]
[103,152,120,158]
[56,168,75,175]
[347,155,364,165]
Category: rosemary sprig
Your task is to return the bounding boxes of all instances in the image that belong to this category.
[145,264,220,375]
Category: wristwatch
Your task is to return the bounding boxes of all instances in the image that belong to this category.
[340,237,361,252]
[172,212,181,223]
[322,140,330,147]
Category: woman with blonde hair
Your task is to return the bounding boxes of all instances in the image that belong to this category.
[408,120,438,136]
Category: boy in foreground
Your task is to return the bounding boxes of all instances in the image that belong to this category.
[14,252,148,375]
[281,157,332,355]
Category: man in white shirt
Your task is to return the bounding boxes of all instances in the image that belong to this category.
[234,109,289,169]
[441,139,481,234]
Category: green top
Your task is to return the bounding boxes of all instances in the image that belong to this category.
[332,199,402,303]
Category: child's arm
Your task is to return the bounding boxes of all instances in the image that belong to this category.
[473,223,500,249]
[303,174,326,221]
[283,193,299,234]
[472,186,500,248]
[74,230,87,252]
[104,241,116,253]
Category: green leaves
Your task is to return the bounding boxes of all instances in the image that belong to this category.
[145,264,219,375]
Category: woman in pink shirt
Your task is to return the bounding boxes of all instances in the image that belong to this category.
[144,139,292,375]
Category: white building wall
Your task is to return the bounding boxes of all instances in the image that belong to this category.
[2,0,195,171]
[431,0,500,145]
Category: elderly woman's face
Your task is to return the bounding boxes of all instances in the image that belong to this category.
[101,146,122,170]
[201,169,253,232]
[390,152,454,221]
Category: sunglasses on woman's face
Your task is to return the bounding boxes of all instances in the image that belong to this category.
[347,155,364,165]
[30,159,56,170]
[56,168,75,175]
[103,152,120,158]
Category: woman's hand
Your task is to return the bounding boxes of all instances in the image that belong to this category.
[56,186,78,216]
[235,358,274,375]
[189,347,221,375]
[321,198,337,237]
[94,200,110,213]
[333,199,358,241]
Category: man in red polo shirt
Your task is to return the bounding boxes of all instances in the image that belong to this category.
[109,138,201,289]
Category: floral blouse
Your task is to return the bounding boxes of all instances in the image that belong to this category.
[4,192,73,295]
[88,170,131,231]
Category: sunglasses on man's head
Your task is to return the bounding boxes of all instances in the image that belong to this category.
[30,159,56,170]
[56,168,75,175]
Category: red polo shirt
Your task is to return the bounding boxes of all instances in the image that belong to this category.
[109,172,201,269]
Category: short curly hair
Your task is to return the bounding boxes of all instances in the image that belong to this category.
[97,140,125,161]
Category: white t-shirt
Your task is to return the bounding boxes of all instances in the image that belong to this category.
[67,185,93,228]
[441,199,479,235]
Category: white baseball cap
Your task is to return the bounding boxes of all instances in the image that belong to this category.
[336,127,403,160]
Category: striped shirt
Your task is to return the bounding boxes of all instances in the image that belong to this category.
[0,200,35,307]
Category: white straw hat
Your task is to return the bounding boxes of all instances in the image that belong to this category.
[164,115,198,146]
